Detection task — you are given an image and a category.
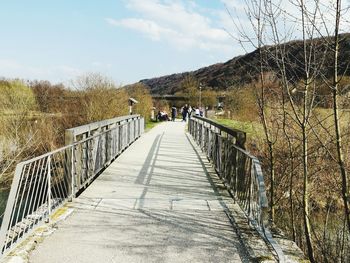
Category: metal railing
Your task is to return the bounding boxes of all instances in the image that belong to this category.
[189,116,285,262]
[0,115,144,257]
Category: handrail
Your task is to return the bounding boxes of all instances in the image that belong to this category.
[192,116,246,148]
[65,114,140,139]
[188,116,285,262]
[19,118,139,166]
[0,115,144,258]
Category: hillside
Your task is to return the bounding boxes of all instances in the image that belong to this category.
[139,33,350,95]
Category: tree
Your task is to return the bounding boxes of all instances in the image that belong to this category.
[72,73,129,122]
[330,0,350,236]
[236,0,280,223]
[30,80,66,113]
[201,89,218,109]
[0,80,40,189]
[227,1,350,261]
[311,0,350,236]
[127,83,153,121]
[178,75,200,106]
[0,79,37,113]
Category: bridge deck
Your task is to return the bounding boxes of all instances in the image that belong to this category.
[29,121,249,263]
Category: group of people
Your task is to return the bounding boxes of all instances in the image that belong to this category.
[156,104,203,122]
[156,110,170,121]
[180,104,203,121]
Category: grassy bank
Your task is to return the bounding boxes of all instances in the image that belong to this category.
[145,120,161,132]
[211,117,263,141]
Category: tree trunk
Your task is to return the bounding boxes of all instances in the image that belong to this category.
[268,142,275,222]
[302,125,315,263]
[332,0,350,235]
[289,145,296,242]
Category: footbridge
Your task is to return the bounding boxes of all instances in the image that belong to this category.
[0,115,304,263]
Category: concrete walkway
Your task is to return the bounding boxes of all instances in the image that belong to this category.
[29,121,249,263]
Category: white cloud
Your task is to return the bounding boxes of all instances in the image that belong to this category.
[0,59,22,70]
[220,0,350,51]
[0,59,83,83]
[106,0,234,52]
[106,0,350,56]
[220,0,246,13]
[106,17,175,41]
[56,66,83,78]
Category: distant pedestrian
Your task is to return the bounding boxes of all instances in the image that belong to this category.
[182,104,188,121]
[188,106,192,119]
[171,106,177,121]
[195,107,200,116]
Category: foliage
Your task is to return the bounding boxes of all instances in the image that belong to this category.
[201,89,218,108]
[214,118,263,141]
[153,99,170,114]
[177,75,199,106]
[0,80,41,189]
[224,85,259,122]
[31,81,66,113]
[0,80,37,113]
[72,73,129,122]
[175,75,219,108]
[0,73,136,191]
[127,83,153,121]
[220,76,350,262]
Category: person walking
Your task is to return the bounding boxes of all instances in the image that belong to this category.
[188,105,192,119]
[182,104,188,122]
[195,107,200,116]
[171,106,177,121]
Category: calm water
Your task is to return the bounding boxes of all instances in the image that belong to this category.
[0,189,10,225]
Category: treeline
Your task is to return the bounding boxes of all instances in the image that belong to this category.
[224,77,350,262]
[0,73,152,190]
[227,1,350,262]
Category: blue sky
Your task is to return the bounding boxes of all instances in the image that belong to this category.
[2,1,348,86]
[0,0,249,86]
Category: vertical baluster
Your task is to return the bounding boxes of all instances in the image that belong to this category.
[47,156,51,221]
[71,145,75,199]
[248,158,252,223]
[15,163,33,229]
[235,147,239,198]
[105,126,109,164]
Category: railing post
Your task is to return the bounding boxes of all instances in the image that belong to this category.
[207,127,211,158]
[222,134,226,180]
[65,129,75,200]
[83,132,88,188]
[234,147,238,198]
[47,156,52,222]
[217,131,222,174]
[138,118,141,137]
[105,125,109,164]
[201,122,204,149]
[0,163,24,253]
[126,120,129,145]
[247,158,253,224]
[196,121,199,142]
[71,146,75,200]
[133,118,136,140]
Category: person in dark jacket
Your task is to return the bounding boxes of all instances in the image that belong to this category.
[171,106,177,121]
[182,104,188,122]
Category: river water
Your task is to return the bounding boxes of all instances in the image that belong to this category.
[0,189,10,225]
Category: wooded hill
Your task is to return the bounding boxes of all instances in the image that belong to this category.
[139,33,350,95]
